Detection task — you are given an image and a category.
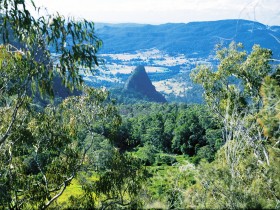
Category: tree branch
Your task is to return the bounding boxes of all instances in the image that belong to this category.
[0,91,26,146]
[42,174,75,209]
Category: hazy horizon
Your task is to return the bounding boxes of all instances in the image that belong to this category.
[33,0,280,26]
[93,18,278,27]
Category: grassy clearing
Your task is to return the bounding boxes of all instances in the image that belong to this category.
[144,154,196,208]
[51,154,195,209]
[55,179,84,207]
[53,173,98,208]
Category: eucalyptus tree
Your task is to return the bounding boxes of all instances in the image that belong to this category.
[191,42,272,118]
[0,0,116,208]
[191,42,274,172]
[188,43,280,209]
[0,0,102,147]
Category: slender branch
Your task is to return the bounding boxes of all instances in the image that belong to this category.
[34,143,50,193]
[42,174,75,209]
[0,96,24,146]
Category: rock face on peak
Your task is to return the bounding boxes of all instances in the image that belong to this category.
[124,66,167,103]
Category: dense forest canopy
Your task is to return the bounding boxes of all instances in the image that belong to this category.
[0,0,279,209]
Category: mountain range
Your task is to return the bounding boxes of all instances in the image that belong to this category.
[96,19,280,59]
[46,19,280,103]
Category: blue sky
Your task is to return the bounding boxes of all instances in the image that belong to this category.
[34,0,280,25]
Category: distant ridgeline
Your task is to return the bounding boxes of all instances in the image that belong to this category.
[111,66,167,103]
[96,19,280,58]
[45,19,280,104]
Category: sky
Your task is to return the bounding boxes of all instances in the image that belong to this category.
[33,0,280,26]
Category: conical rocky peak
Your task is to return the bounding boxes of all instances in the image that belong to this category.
[124,65,167,103]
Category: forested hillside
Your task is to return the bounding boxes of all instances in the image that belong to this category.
[0,1,279,209]
[96,19,280,58]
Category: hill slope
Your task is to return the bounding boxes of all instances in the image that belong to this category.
[96,19,280,58]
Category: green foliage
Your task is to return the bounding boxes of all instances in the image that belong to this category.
[166,188,183,209]
[155,153,177,166]
[134,143,158,166]
[0,0,103,149]
[145,157,196,209]
[191,42,273,117]
[87,137,116,172]
[1,2,278,208]
[185,142,280,209]
[95,151,147,209]
[0,2,149,208]
[1,0,102,91]
[194,145,215,163]
[68,151,148,210]
[117,103,222,158]
[0,87,121,208]
[188,42,280,209]
[258,68,280,143]
[110,88,165,104]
